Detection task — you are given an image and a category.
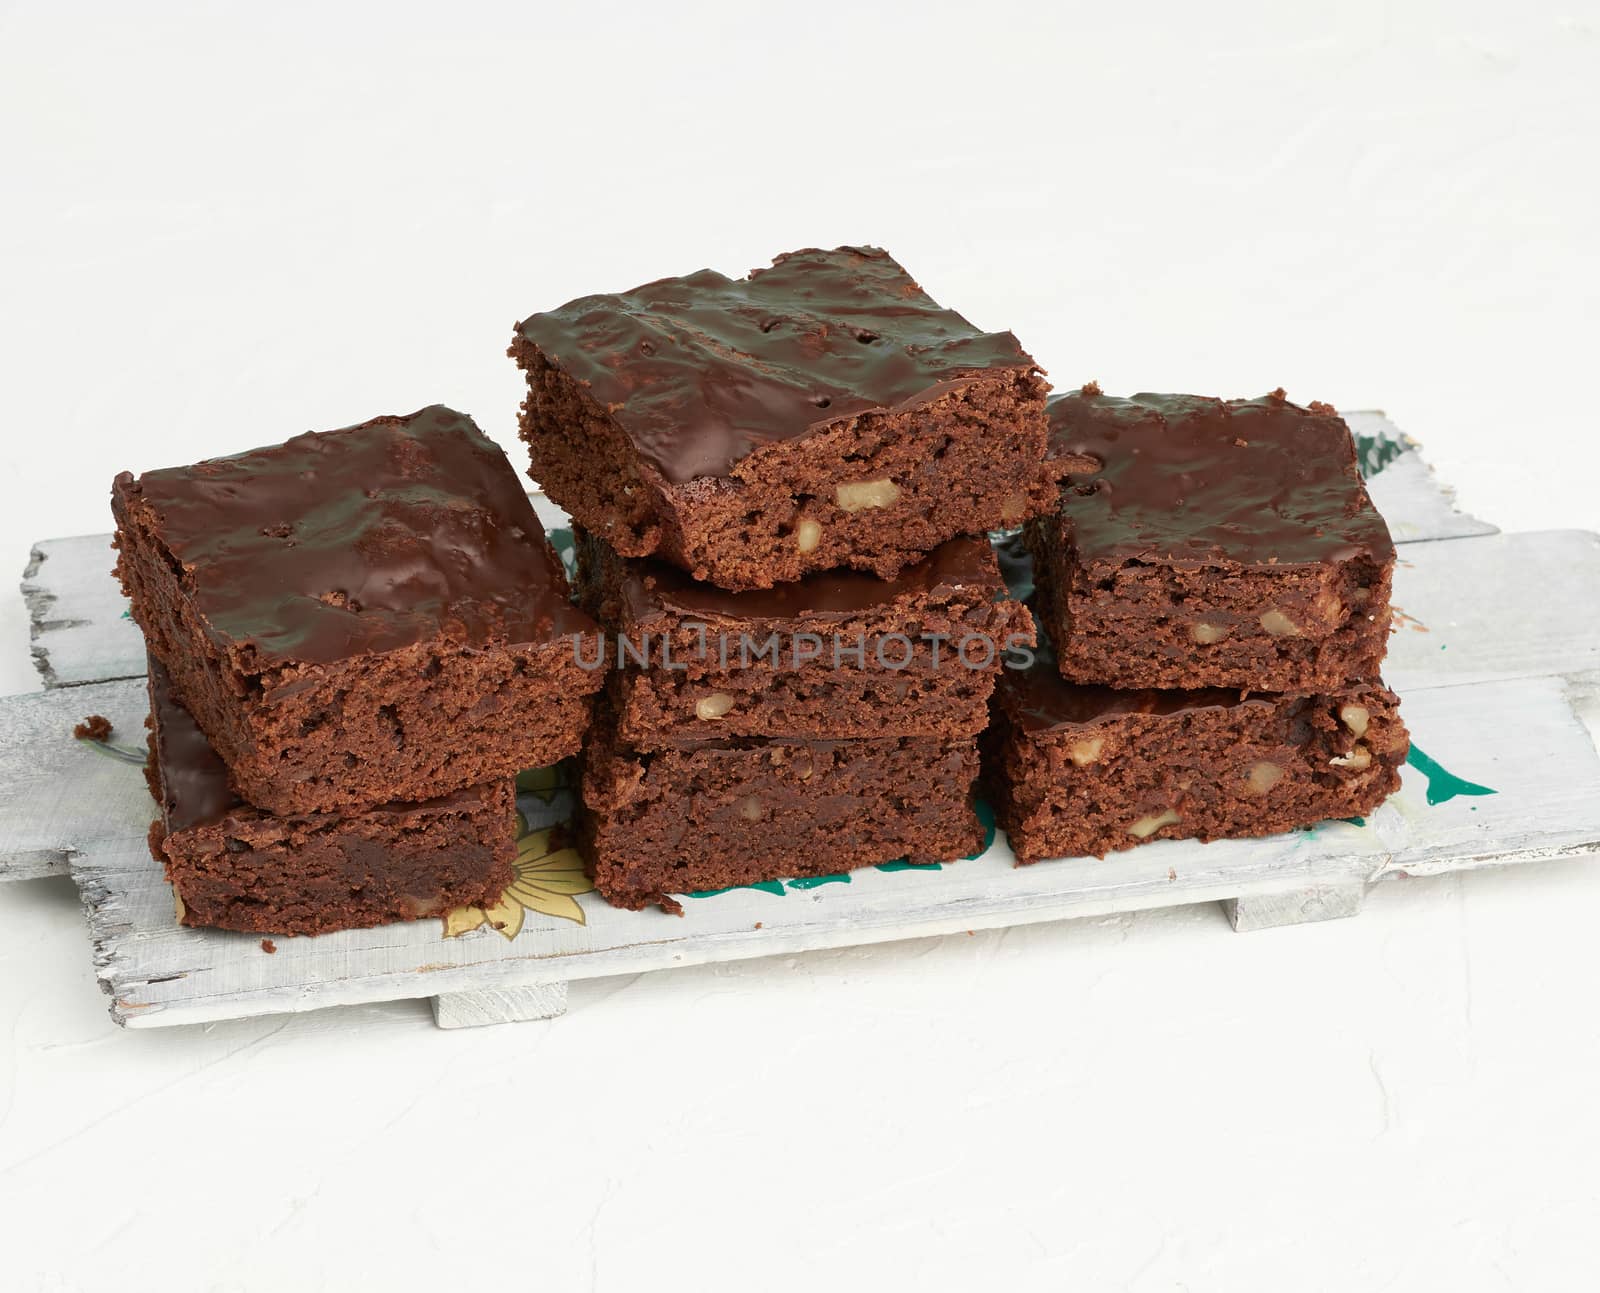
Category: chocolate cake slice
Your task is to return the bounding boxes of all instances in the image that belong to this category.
[511,246,1053,590]
[578,709,984,911]
[984,653,1408,863]
[145,656,515,937]
[574,529,1033,746]
[1030,388,1395,692]
[112,406,603,815]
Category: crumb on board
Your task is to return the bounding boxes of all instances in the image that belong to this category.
[1080,379,1102,397]
[754,922,763,930]
[74,714,113,741]
[657,895,685,917]
[260,938,277,954]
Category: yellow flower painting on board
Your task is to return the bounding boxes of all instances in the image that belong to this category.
[442,819,592,940]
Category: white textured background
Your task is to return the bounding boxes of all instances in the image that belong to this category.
[2,2,1598,1289]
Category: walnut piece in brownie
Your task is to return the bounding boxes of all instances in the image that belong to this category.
[1030,390,1395,691]
[574,529,1033,746]
[145,657,514,937]
[578,709,984,911]
[112,406,604,815]
[984,655,1408,862]
[511,246,1053,590]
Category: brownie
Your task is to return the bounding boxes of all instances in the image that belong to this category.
[145,657,514,936]
[984,654,1408,863]
[510,246,1053,590]
[112,406,604,815]
[573,529,1034,746]
[1030,389,1395,691]
[578,709,985,911]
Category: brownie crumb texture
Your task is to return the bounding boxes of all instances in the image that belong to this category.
[260,938,277,954]
[74,714,113,741]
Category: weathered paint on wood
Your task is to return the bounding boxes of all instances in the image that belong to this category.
[1,662,1593,1028]
[5,422,1597,1030]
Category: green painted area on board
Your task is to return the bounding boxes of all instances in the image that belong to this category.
[1406,744,1497,806]
[547,526,577,577]
[1353,432,1407,479]
[1341,816,1366,827]
[787,873,852,890]
[687,879,788,900]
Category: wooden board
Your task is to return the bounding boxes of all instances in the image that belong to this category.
[6,414,1599,1031]
[22,533,144,689]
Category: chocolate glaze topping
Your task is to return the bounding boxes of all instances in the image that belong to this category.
[1048,390,1395,568]
[515,246,1042,484]
[148,655,483,831]
[618,535,1003,626]
[116,407,595,669]
[148,654,241,832]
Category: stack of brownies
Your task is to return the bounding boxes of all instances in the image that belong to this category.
[111,407,605,934]
[984,386,1409,860]
[105,244,1413,937]
[508,247,1057,909]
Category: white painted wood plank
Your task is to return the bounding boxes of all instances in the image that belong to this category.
[0,679,152,881]
[431,983,569,1028]
[1224,885,1365,932]
[1344,410,1498,544]
[21,535,144,688]
[1384,530,1600,692]
[28,671,1597,1028]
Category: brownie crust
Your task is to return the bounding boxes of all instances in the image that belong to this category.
[1033,390,1395,691]
[146,658,514,937]
[511,247,1053,590]
[574,529,1033,745]
[578,711,985,910]
[112,406,603,814]
[985,663,1408,863]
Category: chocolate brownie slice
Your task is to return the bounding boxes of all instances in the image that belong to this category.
[511,246,1052,590]
[984,654,1408,863]
[1030,389,1395,691]
[578,710,985,911]
[112,406,604,815]
[145,657,514,936]
[574,529,1033,746]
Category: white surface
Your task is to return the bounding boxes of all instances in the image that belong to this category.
[2,3,1599,1290]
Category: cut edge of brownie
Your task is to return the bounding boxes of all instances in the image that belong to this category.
[512,343,1054,590]
[577,709,985,911]
[111,429,606,815]
[145,657,516,937]
[983,673,1408,863]
[572,527,1035,745]
[1027,512,1395,692]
